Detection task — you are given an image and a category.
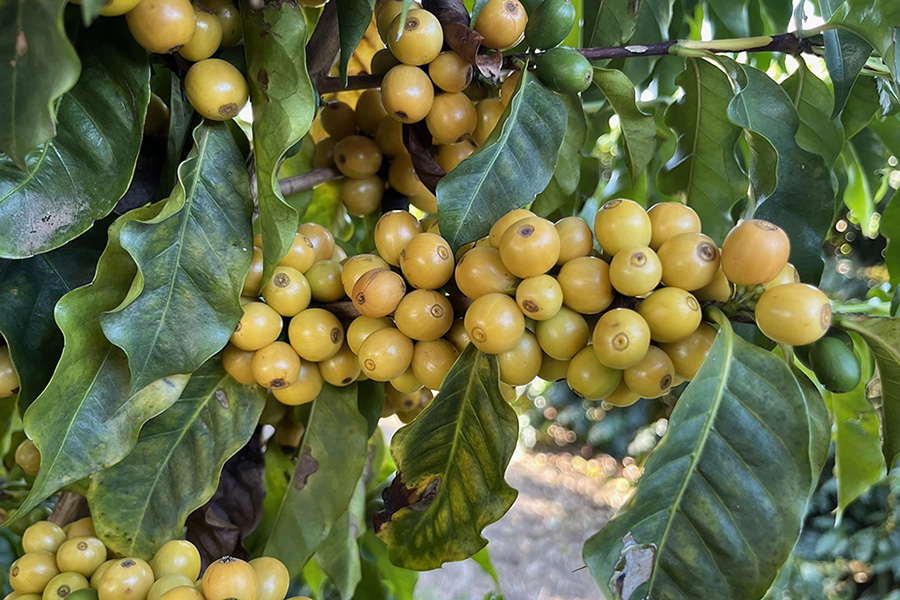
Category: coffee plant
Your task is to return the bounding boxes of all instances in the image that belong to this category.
[0,0,899,598]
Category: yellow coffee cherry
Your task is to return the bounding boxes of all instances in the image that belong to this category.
[497,331,542,386]
[179,6,223,62]
[693,268,732,303]
[351,268,407,318]
[515,275,563,321]
[341,254,392,298]
[358,328,415,381]
[464,293,525,355]
[184,59,249,121]
[554,216,594,264]
[0,344,20,398]
[426,92,478,145]
[755,283,831,346]
[593,198,651,257]
[251,341,301,390]
[658,322,717,381]
[42,572,88,600]
[272,360,323,406]
[489,209,535,248]
[56,537,107,577]
[721,219,791,286]
[499,216,560,278]
[556,256,614,315]
[647,202,702,250]
[22,521,67,554]
[394,289,454,341]
[96,558,154,600]
[346,316,394,355]
[222,343,255,385]
[567,347,622,400]
[411,339,460,390]
[249,557,289,600]
[455,246,518,299]
[388,9,444,66]
[623,346,675,399]
[538,353,569,382]
[474,0,528,49]
[230,302,282,351]
[399,233,455,290]
[608,245,662,297]
[15,439,41,476]
[389,366,424,394]
[288,308,344,362]
[202,557,258,600]
[262,266,311,317]
[637,287,703,343]
[534,305,588,360]
[10,552,60,594]
[603,380,641,407]
[278,233,317,274]
[591,308,651,370]
[126,0,196,54]
[657,232,720,291]
[318,342,361,387]
[381,65,435,124]
[375,210,422,266]
[429,51,474,93]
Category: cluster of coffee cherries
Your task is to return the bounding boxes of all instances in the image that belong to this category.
[74,0,248,122]
[311,0,533,217]
[4,518,306,600]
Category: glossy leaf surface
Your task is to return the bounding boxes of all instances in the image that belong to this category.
[818,0,872,117]
[377,345,518,570]
[593,67,656,181]
[584,316,830,599]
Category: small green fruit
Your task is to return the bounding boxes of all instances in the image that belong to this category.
[524,0,576,50]
[808,333,861,393]
[534,47,593,94]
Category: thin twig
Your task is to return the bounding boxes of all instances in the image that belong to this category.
[48,492,90,527]
[279,167,342,196]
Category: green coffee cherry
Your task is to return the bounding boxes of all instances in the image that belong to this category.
[534,47,593,94]
[808,333,861,394]
[524,0,575,50]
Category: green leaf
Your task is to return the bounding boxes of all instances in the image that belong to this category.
[156,70,196,204]
[243,2,315,282]
[75,0,106,24]
[0,20,148,258]
[263,384,369,576]
[337,0,376,84]
[617,0,673,87]
[657,58,747,244]
[0,0,80,167]
[12,206,190,522]
[99,123,252,396]
[436,72,566,252]
[376,345,518,570]
[725,60,834,284]
[883,181,900,288]
[706,0,749,38]
[825,339,885,521]
[829,0,900,95]
[584,0,639,48]
[314,479,366,599]
[841,76,881,139]
[780,60,845,168]
[0,231,104,410]
[592,67,656,181]
[242,439,295,557]
[583,314,830,599]
[818,0,872,117]
[470,546,500,589]
[839,315,900,468]
[86,358,265,558]
[532,93,586,218]
[357,530,418,600]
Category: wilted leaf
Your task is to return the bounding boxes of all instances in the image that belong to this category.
[657,58,747,244]
[405,121,446,193]
[533,93,586,218]
[724,60,834,284]
[593,67,656,181]
[0,231,104,410]
[100,123,253,396]
[241,437,295,557]
[839,315,900,468]
[243,2,316,282]
[583,314,830,599]
[263,384,369,576]
[781,60,845,167]
[424,0,482,64]
[436,72,566,252]
[0,20,148,258]
[0,0,79,167]
[818,0,872,117]
[12,206,189,522]
[88,359,266,559]
[376,344,518,570]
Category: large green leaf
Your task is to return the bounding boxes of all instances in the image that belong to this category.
[314,479,365,599]
[0,0,79,168]
[0,20,148,258]
[12,205,189,522]
[376,344,518,570]
[584,0,639,48]
[706,0,749,37]
[657,58,747,244]
[725,60,834,285]
[100,123,252,396]
[0,231,104,410]
[337,0,376,83]
[592,67,656,181]
[617,0,673,87]
[357,530,418,600]
[829,0,900,95]
[86,358,266,559]
[263,384,369,576]
[780,60,845,168]
[583,315,830,599]
[436,72,566,252]
[818,0,872,117]
[243,2,315,282]
[532,93,586,217]
[839,315,900,468]
[824,334,885,521]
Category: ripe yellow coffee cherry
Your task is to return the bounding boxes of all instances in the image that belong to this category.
[22,521,67,554]
[358,328,415,381]
[638,287,702,343]
[198,0,242,47]
[499,216,560,278]
[231,302,282,351]
[755,283,831,346]
[262,266,311,317]
[155,584,204,600]
[556,256,614,315]
[609,245,662,297]
[693,268,732,303]
[721,219,791,286]
[489,209,535,248]
[388,153,427,196]
[376,0,423,41]
[179,6,222,62]
[10,552,59,594]
[97,558,154,600]
[593,198,651,257]
[90,559,117,588]
[411,339,460,389]
[242,247,264,297]
[15,439,41,476]
[429,51,474,93]
[202,557,258,600]
[455,246,518,299]
[374,117,406,156]
[272,360,323,406]
[351,268,407,318]
[150,541,201,581]
[222,343,255,385]
[319,100,358,141]
[592,308,651,370]
[657,232,720,291]
[567,347,622,400]
[647,202,702,250]
[304,261,345,302]
[538,353,569,382]
[554,216,594,264]
[298,223,336,262]
[435,141,476,172]
[278,233,317,274]
[497,331,542,386]
[64,518,95,539]
[288,308,344,362]
[399,233,455,289]
[623,345,675,399]
[427,93,477,145]
[394,289,454,341]
[381,65,435,124]
[341,254,392,298]
[534,305,588,360]
[0,345,20,397]
[333,135,383,179]
[603,380,641,407]
[388,9,444,65]
[762,262,799,290]
[56,537,107,577]
[464,293,525,354]
[472,98,505,146]
[185,59,249,121]
[251,341,301,390]
[42,572,89,600]
[375,210,422,266]
[658,322,717,381]
[126,0,196,54]
[249,557,289,600]
[474,0,528,49]
[319,342,361,387]
[340,175,384,217]
[515,275,563,321]
[445,317,470,352]
[346,316,394,355]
